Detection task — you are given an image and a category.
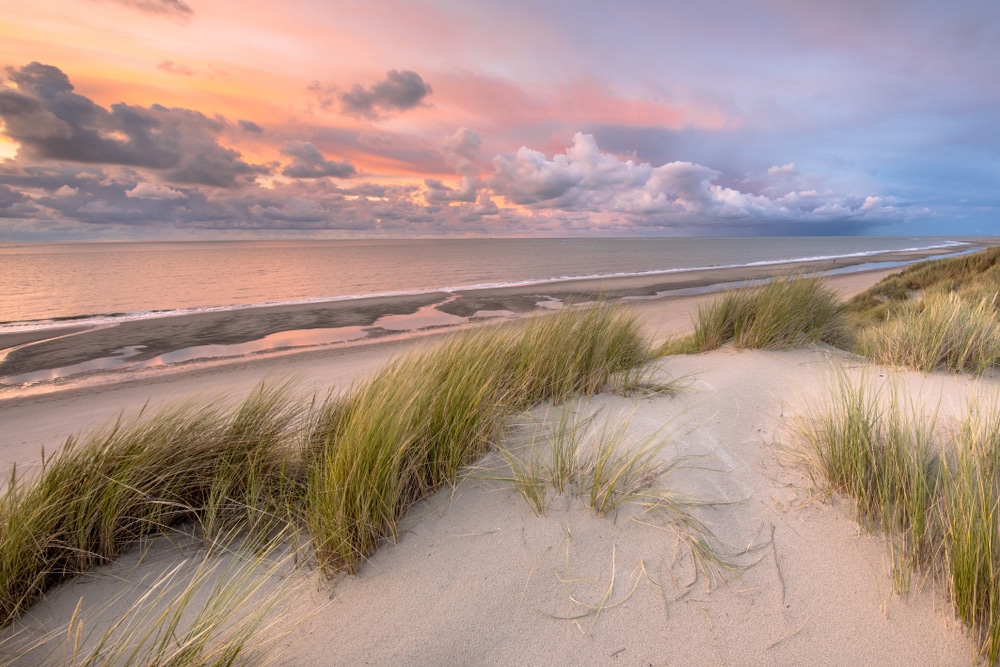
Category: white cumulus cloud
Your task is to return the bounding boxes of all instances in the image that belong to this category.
[767,162,797,176]
[486,133,898,227]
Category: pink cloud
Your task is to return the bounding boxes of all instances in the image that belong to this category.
[434,71,738,136]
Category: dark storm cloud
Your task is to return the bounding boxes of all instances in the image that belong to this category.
[340,70,432,119]
[0,63,257,187]
[106,0,194,19]
[279,141,355,179]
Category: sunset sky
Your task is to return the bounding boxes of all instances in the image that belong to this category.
[1,0,997,240]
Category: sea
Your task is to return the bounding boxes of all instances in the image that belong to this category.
[0,237,973,333]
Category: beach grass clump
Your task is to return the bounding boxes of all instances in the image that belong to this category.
[304,330,517,571]
[849,245,1000,323]
[0,305,652,633]
[854,291,1000,374]
[512,304,651,404]
[492,404,679,519]
[803,375,939,567]
[939,403,1000,660]
[846,245,1000,374]
[664,274,849,354]
[1,530,305,667]
[303,304,650,573]
[0,384,304,627]
[584,416,669,517]
[804,375,1000,661]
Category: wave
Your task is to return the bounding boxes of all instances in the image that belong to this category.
[0,239,968,336]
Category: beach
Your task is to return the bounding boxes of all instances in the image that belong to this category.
[0,260,914,469]
[2,255,994,665]
[0,242,969,392]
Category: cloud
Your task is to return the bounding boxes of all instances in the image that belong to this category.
[340,70,432,119]
[0,183,37,218]
[250,198,329,223]
[489,132,903,228]
[424,176,477,204]
[0,63,258,187]
[471,191,499,217]
[126,181,187,199]
[441,127,483,176]
[157,60,195,77]
[238,119,263,134]
[444,127,481,161]
[768,162,797,176]
[860,195,883,211]
[490,132,654,209]
[307,81,338,112]
[76,199,145,221]
[279,141,355,179]
[105,0,194,19]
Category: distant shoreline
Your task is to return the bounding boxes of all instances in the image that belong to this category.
[0,242,990,394]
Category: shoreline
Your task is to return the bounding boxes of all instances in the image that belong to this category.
[0,243,984,395]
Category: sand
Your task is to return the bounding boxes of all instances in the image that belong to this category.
[0,243,966,385]
[0,264,990,665]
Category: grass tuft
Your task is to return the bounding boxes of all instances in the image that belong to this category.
[0,387,304,626]
[664,274,849,354]
[854,291,1000,374]
[803,373,1000,661]
[2,530,307,667]
[304,305,650,573]
[0,305,651,624]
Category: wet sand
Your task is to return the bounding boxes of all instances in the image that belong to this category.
[0,244,969,388]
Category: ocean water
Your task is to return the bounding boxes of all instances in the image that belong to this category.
[0,237,965,334]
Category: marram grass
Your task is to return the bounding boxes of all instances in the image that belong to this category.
[661,247,1000,377]
[2,530,307,667]
[0,304,651,634]
[305,305,650,572]
[846,245,1000,374]
[854,291,1000,374]
[0,382,304,628]
[803,374,1000,662]
[661,274,849,355]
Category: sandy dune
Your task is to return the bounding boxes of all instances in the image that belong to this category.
[1,267,990,665]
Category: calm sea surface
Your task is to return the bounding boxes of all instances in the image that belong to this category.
[0,237,965,331]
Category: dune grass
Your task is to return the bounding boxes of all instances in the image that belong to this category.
[845,245,1000,374]
[2,531,307,667]
[660,247,1000,377]
[854,291,1000,374]
[0,382,304,628]
[0,304,652,639]
[661,274,849,355]
[848,245,1000,326]
[803,374,1000,661]
[305,305,650,572]
[485,401,742,595]
[489,405,673,518]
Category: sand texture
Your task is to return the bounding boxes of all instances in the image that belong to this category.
[0,266,989,665]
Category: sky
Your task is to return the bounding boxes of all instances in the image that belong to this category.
[0,0,997,240]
